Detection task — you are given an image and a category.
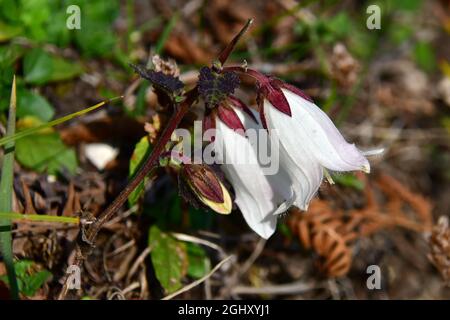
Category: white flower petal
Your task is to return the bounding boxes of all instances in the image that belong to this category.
[280,89,370,173]
[215,108,293,239]
[264,100,324,210]
[221,164,278,239]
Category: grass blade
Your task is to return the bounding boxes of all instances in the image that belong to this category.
[0,76,19,299]
[0,96,123,147]
[0,212,79,224]
[154,12,179,55]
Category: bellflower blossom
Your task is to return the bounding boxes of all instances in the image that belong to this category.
[205,97,294,238]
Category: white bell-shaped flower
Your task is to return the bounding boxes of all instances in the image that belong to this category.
[212,102,294,239]
[262,86,370,209]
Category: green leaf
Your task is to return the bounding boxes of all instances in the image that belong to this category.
[326,12,352,39]
[15,129,77,175]
[72,0,119,57]
[149,225,187,294]
[0,0,20,24]
[23,48,53,84]
[389,25,413,45]
[128,136,152,206]
[0,260,52,297]
[143,191,183,229]
[413,41,436,73]
[24,48,83,84]
[0,22,22,42]
[186,243,210,279]
[333,173,365,191]
[49,56,84,82]
[0,45,24,84]
[17,89,55,121]
[18,0,51,42]
[188,205,214,230]
[390,0,422,11]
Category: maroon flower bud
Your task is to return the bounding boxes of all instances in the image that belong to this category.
[179,164,232,214]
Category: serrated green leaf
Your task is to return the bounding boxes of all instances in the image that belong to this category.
[149,225,187,294]
[15,130,77,175]
[128,136,152,206]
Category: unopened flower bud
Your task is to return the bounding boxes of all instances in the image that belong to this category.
[179,164,232,215]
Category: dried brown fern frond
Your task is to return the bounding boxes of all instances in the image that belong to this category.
[288,173,433,278]
[428,216,450,286]
[288,201,356,277]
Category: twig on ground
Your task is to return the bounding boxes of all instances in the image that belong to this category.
[162,255,233,300]
[231,281,323,296]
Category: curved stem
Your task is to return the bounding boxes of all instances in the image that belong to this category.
[223,66,269,84]
[80,20,255,248]
[83,87,198,244]
[59,18,254,300]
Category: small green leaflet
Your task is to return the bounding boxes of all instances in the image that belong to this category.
[149,225,188,294]
[128,136,152,206]
[23,48,83,85]
[15,122,77,175]
[0,260,52,297]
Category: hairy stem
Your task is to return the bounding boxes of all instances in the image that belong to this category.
[81,87,198,246]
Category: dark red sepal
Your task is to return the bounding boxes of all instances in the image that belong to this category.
[203,113,216,133]
[260,111,268,130]
[271,78,314,103]
[217,104,246,132]
[228,96,258,123]
[256,92,268,130]
[263,82,292,117]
